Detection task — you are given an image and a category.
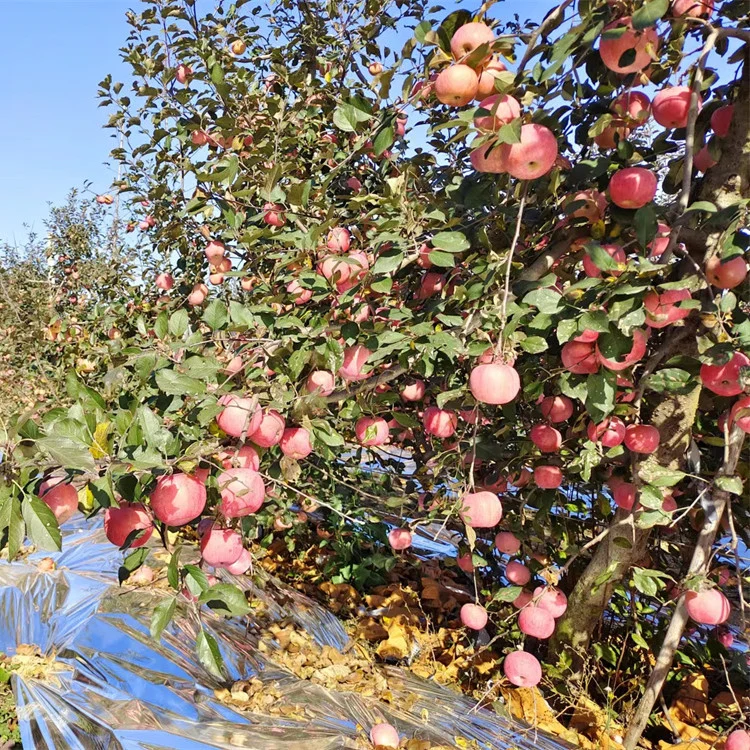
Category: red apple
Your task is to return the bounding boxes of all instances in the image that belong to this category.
[460,490,502,528]
[506,560,531,585]
[644,288,692,328]
[450,22,495,61]
[469,137,508,173]
[355,416,390,447]
[503,650,542,687]
[609,167,657,209]
[469,363,520,405]
[499,124,558,180]
[305,370,335,396]
[583,243,625,277]
[711,104,734,137]
[540,395,573,423]
[624,424,660,454]
[706,255,747,289]
[435,64,479,106]
[280,427,313,459]
[534,465,563,489]
[612,90,651,125]
[476,56,507,99]
[217,468,265,517]
[653,86,701,129]
[150,473,207,526]
[685,588,730,625]
[104,502,154,548]
[495,531,521,555]
[599,17,659,75]
[461,602,489,630]
[672,0,714,18]
[587,416,626,447]
[530,423,562,453]
[561,340,599,374]
[518,605,555,639]
[700,352,750,396]
[474,94,521,131]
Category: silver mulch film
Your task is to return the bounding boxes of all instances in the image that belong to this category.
[0,514,571,749]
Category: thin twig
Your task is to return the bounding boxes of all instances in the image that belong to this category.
[724,501,747,631]
[516,0,575,75]
[659,29,719,264]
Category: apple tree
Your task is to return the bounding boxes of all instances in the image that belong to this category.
[1,0,749,746]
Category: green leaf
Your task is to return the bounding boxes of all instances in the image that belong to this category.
[150,596,177,641]
[287,349,309,380]
[0,492,24,560]
[634,204,658,249]
[196,628,225,679]
[154,311,169,339]
[427,250,455,268]
[523,288,563,314]
[715,475,743,495]
[373,125,394,156]
[414,20,432,43]
[639,485,664,510]
[645,368,693,394]
[122,547,150,571]
[632,0,668,28]
[167,547,181,590]
[371,248,404,275]
[684,201,717,214]
[22,496,61,552]
[436,387,464,409]
[496,117,522,144]
[586,369,616,423]
[118,545,150,582]
[632,567,670,597]
[648,469,686,487]
[579,311,610,333]
[169,309,189,337]
[585,242,620,273]
[137,406,172,452]
[37,436,96,472]
[199,154,239,185]
[520,336,549,354]
[556,319,578,344]
[493,585,522,602]
[202,300,228,330]
[155,368,206,396]
[184,564,210,596]
[332,102,371,132]
[199,583,251,617]
[431,231,470,253]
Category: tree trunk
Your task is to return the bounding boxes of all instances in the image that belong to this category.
[551,380,701,660]
[552,44,750,666]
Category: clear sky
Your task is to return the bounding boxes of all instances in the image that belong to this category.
[0,0,135,246]
[0,0,623,248]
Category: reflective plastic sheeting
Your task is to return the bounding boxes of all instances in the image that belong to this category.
[0,514,571,750]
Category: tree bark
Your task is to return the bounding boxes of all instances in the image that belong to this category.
[551,380,701,660]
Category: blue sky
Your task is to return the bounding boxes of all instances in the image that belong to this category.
[0,1,136,245]
[0,0,564,247]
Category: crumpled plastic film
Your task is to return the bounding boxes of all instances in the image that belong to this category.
[0,514,572,750]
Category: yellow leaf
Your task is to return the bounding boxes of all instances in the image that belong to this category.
[90,421,111,459]
[79,485,95,512]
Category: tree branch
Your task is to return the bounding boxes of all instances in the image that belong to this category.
[623,425,746,750]
[659,29,719,264]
